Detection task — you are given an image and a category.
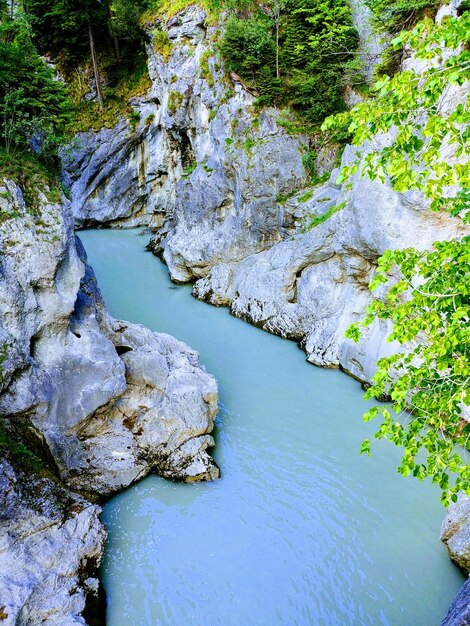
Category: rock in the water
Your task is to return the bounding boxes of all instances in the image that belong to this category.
[441,577,470,626]
[441,495,470,572]
[0,455,105,626]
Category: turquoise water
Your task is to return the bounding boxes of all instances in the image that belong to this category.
[80,229,463,626]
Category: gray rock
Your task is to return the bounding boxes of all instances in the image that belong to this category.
[441,577,470,626]
[0,181,219,496]
[0,455,105,626]
[441,495,470,572]
[61,9,310,279]
[441,580,470,626]
[194,138,468,381]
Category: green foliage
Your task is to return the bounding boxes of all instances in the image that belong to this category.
[302,150,317,179]
[0,16,71,157]
[141,0,222,23]
[182,160,197,177]
[219,0,359,124]
[24,0,150,126]
[323,14,470,216]
[305,201,344,228]
[200,49,215,87]
[25,0,148,65]
[109,0,144,43]
[219,13,275,81]
[325,13,470,505]
[67,56,151,134]
[283,0,359,121]
[365,0,440,33]
[0,148,62,213]
[0,420,46,473]
[153,26,172,61]
[348,239,470,506]
[276,188,297,204]
[298,189,314,202]
[256,65,282,106]
[168,90,185,116]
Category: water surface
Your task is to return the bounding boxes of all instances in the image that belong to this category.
[80,229,463,626]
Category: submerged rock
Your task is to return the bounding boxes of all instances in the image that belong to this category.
[0,455,105,626]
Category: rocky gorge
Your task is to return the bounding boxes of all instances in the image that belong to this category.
[0,0,469,624]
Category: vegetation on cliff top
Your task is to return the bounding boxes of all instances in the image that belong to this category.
[219,0,360,124]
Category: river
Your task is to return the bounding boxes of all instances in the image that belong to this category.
[80,228,463,626]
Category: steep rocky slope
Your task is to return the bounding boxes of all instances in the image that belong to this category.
[62,6,310,282]
[193,140,468,382]
[0,455,105,626]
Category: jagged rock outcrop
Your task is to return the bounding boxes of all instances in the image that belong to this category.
[0,179,219,622]
[0,455,105,626]
[0,180,219,493]
[441,576,470,626]
[61,5,309,282]
[442,495,470,573]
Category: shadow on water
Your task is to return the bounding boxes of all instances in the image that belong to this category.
[79,229,463,626]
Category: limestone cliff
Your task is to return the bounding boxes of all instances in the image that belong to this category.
[63,2,469,385]
[61,5,310,282]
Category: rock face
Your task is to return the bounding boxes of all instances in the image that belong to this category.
[62,6,309,282]
[0,179,219,622]
[441,495,470,573]
[0,181,219,494]
[0,455,105,626]
[193,140,469,382]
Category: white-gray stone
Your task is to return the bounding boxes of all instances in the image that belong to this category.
[0,456,106,626]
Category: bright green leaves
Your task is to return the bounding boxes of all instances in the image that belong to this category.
[325,11,470,506]
[353,239,470,506]
[322,12,470,222]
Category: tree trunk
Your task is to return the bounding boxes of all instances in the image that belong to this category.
[276,15,280,80]
[113,35,121,61]
[88,21,104,111]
